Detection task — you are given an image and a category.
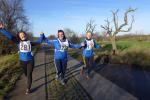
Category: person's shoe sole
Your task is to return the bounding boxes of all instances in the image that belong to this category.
[25,89,30,95]
[86,76,90,80]
[61,83,65,85]
[60,80,66,86]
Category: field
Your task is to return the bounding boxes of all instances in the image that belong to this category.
[69,40,150,70]
[0,36,150,99]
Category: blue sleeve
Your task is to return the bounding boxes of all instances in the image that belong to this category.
[31,34,44,45]
[45,39,54,45]
[69,43,82,49]
[94,40,100,49]
[0,28,19,44]
[43,34,54,45]
[82,38,86,43]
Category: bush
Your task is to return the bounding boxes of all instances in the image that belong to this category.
[110,47,150,70]
[0,54,22,99]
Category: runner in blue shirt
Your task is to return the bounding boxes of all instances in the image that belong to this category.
[0,23,44,94]
[43,30,84,85]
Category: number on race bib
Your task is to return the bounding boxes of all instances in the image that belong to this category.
[20,41,31,52]
[61,45,68,51]
[58,39,69,52]
[24,45,28,50]
[87,45,90,50]
[20,44,24,50]
[86,39,94,50]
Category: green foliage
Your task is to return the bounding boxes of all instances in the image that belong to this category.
[0,54,22,99]
[102,41,150,69]
[116,34,150,41]
[70,40,150,70]
[110,47,150,69]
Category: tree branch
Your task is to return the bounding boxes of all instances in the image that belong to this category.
[116,7,136,33]
[112,9,119,31]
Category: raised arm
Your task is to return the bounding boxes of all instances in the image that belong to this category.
[0,28,19,44]
[30,33,45,46]
[69,42,82,49]
[43,34,54,45]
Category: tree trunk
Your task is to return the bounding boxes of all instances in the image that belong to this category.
[110,36,117,55]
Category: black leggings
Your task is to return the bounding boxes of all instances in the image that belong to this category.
[20,60,34,89]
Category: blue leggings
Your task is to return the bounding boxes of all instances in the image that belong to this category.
[83,56,94,76]
[54,59,67,79]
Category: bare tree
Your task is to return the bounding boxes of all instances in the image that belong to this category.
[64,28,75,39]
[85,19,96,34]
[0,0,29,54]
[0,0,29,32]
[69,34,81,43]
[63,28,81,43]
[101,7,136,55]
[92,31,103,40]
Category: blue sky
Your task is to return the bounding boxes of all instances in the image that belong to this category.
[24,0,150,36]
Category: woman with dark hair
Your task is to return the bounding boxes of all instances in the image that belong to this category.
[43,30,84,85]
[0,23,44,94]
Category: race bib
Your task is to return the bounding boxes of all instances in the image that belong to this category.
[19,41,31,52]
[58,39,69,52]
[86,39,94,50]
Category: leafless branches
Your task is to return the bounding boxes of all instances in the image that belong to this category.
[85,19,96,33]
[101,7,136,36]
[0,0,29,32]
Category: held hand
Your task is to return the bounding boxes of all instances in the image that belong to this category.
[39,32,46,41]
[90,43,94,47]
[0,23,4,29]
[81,42,85,47]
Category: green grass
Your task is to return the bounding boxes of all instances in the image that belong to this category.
[0,54,18,71]
[116,41,150,50]
[68,49,83,63]
[102,41,150,70]
[69,41,150,70]
[0,54,22,100]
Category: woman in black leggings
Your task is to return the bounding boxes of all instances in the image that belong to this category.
[0,23,44,94]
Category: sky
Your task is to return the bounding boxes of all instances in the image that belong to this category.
[24,0,150,36]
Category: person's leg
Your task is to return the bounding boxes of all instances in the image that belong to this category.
[84,57,90,77]
[61,59,67,79]
[54,59,61,80]
[20,60,27,76]
[26,60,34,94]
[87,56,94,78]
[80,56,86,75]
[60,59,67,85]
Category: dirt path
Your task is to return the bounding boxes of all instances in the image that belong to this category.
[5,47,46,100]
[44,49,92,100]
[4,46,150,100]
[67,57,138,100]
